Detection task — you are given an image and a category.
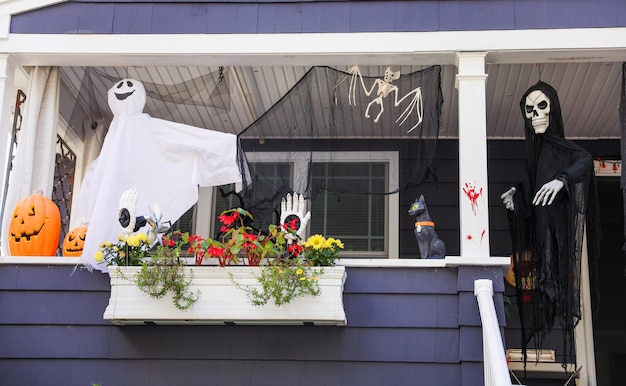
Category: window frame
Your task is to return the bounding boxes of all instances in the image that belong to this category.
[197,151,399,259]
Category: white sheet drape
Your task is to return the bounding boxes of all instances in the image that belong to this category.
[1,66,60,255]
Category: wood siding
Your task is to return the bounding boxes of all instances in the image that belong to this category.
[0,139,619,385]
[10,0,626,35]
[0,264,505,386]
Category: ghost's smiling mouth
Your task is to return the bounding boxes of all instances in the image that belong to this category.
[115,91,134,100]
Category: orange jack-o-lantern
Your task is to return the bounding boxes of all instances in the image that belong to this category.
[8,192,61,256]
[62,225,88,257]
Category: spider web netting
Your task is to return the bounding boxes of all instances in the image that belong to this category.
[60,65,442,235]
[233,65,443,228]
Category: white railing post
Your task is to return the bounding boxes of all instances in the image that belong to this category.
[474,279,513,386]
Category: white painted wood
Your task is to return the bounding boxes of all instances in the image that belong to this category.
[474,279,514,386]
[103,266,347,326]
[456,52,490,257]
[1,29,625,68]
[575,232,596,386]
[0,255,512,267]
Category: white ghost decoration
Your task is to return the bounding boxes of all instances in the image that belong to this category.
[75,78,242,272]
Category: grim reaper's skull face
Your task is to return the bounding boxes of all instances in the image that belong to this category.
[524,90,550,134]
[107,78,146,117]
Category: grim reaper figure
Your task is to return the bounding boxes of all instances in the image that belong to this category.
[75,79,243,272]
[501,81,600,365]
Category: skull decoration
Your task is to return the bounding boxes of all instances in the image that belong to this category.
[524,90,550,134]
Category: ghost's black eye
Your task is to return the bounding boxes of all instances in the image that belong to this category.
[127,81,133,87]
[117,81,123,89]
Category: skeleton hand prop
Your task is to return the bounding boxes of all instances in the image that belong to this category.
[280,193,311,243]
[500,187,516,211]
[118,189,141,234]
[533,179,564,206]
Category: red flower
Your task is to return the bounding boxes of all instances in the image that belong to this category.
[243,233,257,242]
[208,246,225,257]
[288,243,303,257]
[218,212,239,226]
[283,218,299,232]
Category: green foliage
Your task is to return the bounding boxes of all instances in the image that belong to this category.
[189,208,292,266]
[96,232,151,266]
[302,234,344,266]
[234,258,322,306]
[127,231,199,311]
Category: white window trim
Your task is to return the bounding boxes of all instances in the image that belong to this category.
[200,151,400,259]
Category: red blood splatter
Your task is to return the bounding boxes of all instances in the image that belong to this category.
[462,182,483,215]
[466,234,473,240]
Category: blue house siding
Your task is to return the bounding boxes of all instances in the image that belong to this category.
[10,0,626,35]
[0,263,505,386]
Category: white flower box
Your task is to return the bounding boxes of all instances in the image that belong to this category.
[103,265,347,325]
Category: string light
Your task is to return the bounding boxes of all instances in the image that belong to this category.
[593,156,621,174]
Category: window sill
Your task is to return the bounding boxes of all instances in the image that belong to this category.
[0,255,511,268]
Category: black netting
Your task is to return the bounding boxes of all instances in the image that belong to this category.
[235,66,443,227]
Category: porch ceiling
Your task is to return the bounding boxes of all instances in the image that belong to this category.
[59,61,623,141]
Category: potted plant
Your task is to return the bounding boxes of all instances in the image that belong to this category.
[103,206,348,325]
[98,231,199,310]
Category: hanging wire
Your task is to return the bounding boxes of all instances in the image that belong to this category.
[536,63,542,81]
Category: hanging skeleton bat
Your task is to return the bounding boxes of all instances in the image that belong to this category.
[344,65,423,133]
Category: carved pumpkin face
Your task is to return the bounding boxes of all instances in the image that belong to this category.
[62,226,88,257]
[8,193,61,256]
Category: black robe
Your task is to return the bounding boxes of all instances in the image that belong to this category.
[508,81,600,366]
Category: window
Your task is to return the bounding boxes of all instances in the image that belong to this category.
[207,152,398,258]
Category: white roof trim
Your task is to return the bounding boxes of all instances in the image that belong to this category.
[1,28,626,67]
[0,0,65,16]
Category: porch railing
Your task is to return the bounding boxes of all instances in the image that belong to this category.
[474,279,514,386]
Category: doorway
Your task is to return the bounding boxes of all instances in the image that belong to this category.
[591,176,626,386]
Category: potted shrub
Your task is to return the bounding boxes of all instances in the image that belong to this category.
[103,207,348,325]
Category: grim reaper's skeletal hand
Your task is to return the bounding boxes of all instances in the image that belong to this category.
[118,188,139,234]
[280,193,311,243]
[500,187,516,211]
[533,179,564,206]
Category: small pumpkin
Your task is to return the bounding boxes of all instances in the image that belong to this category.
[8,192,61,256]
[62,225,88,257]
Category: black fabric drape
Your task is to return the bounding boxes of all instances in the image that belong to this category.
[508,81,600,368]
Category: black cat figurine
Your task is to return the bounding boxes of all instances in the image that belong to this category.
[408,195,446,259]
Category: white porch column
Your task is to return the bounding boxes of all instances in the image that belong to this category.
[0,55,16,209]
[456,52,490,257]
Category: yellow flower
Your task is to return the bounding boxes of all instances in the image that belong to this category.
[94,251,104,263]
[332,238,344,249]
[296,268,303,275]
[305,234,326,250]
[299,276,306,281]
[127,235,140,247]
[137,233,149,243]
